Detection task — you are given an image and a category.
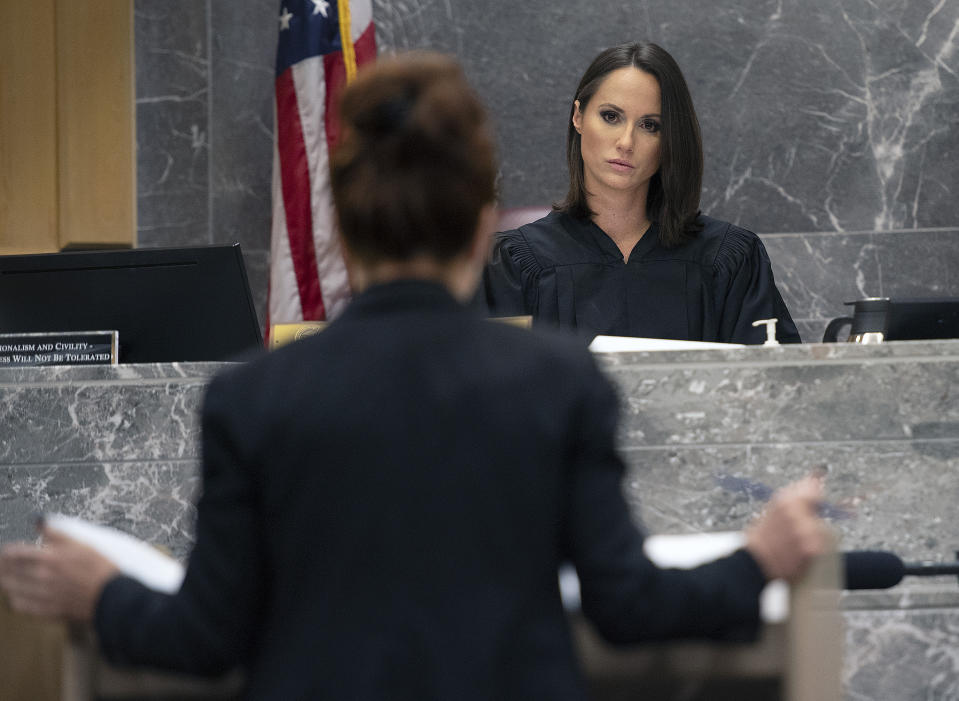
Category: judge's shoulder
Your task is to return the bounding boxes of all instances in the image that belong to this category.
[631,214,764,264]
[689,214,772,277]
[493,209,574,267]
[493,208,766,271]
[493,209,617,270]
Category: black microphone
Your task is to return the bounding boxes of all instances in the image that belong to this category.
[843,551,959,590]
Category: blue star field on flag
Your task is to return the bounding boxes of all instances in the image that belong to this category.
[276,1,344,76]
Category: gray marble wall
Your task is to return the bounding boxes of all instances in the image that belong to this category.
[0,363,212,560]
[600,342,959,563]
[135,1,276,329]
[134,0,959,341]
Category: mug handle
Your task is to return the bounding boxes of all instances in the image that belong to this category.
[822,317,854,343]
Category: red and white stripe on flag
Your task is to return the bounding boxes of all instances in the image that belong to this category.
[267,0,376,338]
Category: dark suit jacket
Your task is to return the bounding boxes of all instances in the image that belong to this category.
[95,279,766,700]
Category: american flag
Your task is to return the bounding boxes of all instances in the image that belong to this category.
[267,0,376,338]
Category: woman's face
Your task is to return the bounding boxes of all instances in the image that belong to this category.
[572,66,662,204]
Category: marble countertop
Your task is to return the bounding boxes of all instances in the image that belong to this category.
[3,339,959,384]
[0,361,235,385]
[595,338,959,368]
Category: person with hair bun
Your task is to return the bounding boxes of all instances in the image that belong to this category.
[331,52,497,298]
[483,42,801,345]
[0,52,825,700]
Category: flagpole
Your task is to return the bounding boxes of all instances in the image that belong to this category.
[337,0,358,82]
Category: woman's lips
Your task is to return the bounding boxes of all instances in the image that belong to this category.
[607,159,634,171]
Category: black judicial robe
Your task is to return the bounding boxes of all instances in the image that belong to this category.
[482,210,801,344]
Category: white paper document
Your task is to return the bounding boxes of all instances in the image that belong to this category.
[560,531,788,623]
[589,335,746,352]
[45,513,185,594]
[644,531,788,623]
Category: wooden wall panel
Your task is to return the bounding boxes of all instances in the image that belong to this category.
[56,1,135,249]
[0,0,134,254]
[0,0,59,254]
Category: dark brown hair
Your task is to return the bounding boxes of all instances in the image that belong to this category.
[330,52,496,263]
[558,42,704,247]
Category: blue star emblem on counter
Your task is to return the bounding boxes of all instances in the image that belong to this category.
[311,0,330,17]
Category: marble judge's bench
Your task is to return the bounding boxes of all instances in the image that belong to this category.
[2,341,959,699]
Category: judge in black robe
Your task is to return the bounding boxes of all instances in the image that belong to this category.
[482,210,801,344]
[482,41,801,345]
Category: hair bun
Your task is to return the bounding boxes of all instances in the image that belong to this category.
[331,52,496,264]
[355,92,414,137]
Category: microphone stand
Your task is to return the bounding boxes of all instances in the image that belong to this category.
[902,551,959,583]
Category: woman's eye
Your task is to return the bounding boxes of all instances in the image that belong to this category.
[600,110,620,124]
[639,118,661,133]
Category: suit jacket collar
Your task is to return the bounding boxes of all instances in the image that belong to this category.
[342,279,465,320]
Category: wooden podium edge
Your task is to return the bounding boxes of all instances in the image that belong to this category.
[572,545,843,699]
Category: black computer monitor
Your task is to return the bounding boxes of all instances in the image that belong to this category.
[886,298,959,341]
[0,244,263,363]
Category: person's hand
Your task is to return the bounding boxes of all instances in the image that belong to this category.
[0,524,120,622]
[744,475,829,582]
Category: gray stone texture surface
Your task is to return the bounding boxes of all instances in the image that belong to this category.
[0,363,217,559]
[598,341,959,562]
[135,1,211,250]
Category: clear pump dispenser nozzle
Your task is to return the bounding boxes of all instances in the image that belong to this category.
[751,318,779,346]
